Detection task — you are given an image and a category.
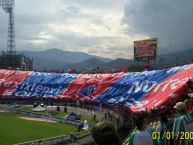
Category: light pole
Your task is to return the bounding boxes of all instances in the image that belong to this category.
[0,0,16,55]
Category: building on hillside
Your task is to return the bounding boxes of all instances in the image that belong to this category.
[0,54,33,70]
[80,67,101,73]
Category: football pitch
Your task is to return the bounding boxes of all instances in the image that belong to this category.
[0,111,91,145]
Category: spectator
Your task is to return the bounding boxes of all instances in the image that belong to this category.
[91,122,122,145]
[78,122,84,132]
[156,111,174,145]
[70,133,77,142]
[146,119,155,134]
[152,105,158,122]
[190,98,193,111]
[128,116,153,145]
[93,112,97,121]
[64,106,67,112]
[173,102,187,118]
[184,99,191,112]
[173,102,193,145]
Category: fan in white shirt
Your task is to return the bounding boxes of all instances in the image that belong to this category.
[128,116,153,145]
[133,131,153,145]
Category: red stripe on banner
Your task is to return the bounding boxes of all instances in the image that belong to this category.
[0,69,32,97]
[57,73,124,100]
[130,64,193,112]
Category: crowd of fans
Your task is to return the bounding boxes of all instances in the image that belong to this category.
[89,98,193,145]
[90,86,193,145]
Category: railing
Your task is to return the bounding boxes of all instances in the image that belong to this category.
[13,134,70,145]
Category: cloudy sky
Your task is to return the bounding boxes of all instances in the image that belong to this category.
[0,0,193,59]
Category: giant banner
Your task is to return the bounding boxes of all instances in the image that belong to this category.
[0,64,193,112]
[56,73,124,100]
[0,70,31,97]
[14,72,79,98]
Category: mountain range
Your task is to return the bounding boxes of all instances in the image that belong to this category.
[20,48,193,71]
[21,48,112,70]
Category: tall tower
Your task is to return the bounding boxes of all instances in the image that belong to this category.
[0,0,16,55]
[0,0,33,70]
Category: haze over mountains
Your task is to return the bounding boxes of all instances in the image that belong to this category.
[21,48,193,71]
[21,48,112,70]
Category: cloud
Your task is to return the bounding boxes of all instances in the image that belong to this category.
[123,0,193,54]
[60,0,128,10]
[0,0,147,59]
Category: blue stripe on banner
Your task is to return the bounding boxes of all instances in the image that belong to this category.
[94,65,188,105]
[13,72,79,98]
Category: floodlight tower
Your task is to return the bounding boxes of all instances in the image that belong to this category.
[0,0,16,55]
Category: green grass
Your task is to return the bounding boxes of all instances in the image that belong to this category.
[0,112,77,145]
[0,106,96,144]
